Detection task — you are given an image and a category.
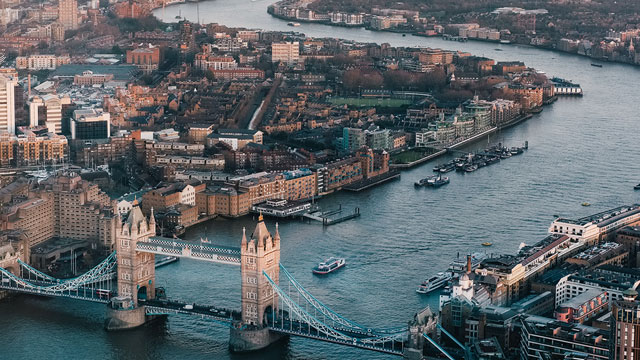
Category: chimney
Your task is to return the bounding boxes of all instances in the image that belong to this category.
[466,254,472,273]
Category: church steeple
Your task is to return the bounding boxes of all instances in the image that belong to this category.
[241,227,247,246]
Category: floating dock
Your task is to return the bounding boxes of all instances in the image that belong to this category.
[303,205,361,226]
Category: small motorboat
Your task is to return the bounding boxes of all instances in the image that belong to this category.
[582,202,591,207]
[481,242,492,247]
[634,183,640,190]
[312,257,346,275]
[427,174,449,188]
[464,164,478,172]
[415,175,437,187]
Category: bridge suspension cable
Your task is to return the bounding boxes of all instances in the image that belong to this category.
[264,270,406,355]
[279,264,406,335]
[0,252,117,302]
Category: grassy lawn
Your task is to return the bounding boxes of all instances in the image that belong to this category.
[329,97,412,107]
[391,148,438,164]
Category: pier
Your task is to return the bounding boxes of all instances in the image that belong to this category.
[343,171,401,192]
[303,205,361,226]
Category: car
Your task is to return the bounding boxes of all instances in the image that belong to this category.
[183,304,194,310]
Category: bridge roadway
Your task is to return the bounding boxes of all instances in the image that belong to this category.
[266,314,405,356]
[136,237,241,265]
[143,299,241,324]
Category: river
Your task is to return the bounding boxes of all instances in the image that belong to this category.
[1,1,639,359]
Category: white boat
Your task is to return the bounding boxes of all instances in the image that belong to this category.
[312,257,346,275]
[416,272,452,294]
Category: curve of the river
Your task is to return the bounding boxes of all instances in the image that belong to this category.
[1,1,639,359]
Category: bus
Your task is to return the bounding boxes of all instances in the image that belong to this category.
[96,289,113,299]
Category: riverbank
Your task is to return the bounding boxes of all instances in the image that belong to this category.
[261,1,639,69]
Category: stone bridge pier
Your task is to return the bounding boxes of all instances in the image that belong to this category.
[229,216,287,352]
[104,203,157,331]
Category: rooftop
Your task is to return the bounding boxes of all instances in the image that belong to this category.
[570,242,622,261]
[559,289,606,309]
[522,315,609,347]
[555,204,640,227]
[52,64,139,81]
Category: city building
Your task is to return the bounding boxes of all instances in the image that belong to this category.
[207,129,263,150]
[73,71,114,86]
[29,94,72,133]
[550,205,640,245]
[194,55,237,71]
[126,45,161,74]
[58,0,78,30]
[0,75,17,135]
[555,289,608,324]
[520,316,609,359]
[282,168,317,201]
[617,226,640,267]
[271,42,300,64]
[611,288,640,359]
[1,173,117,251]
[141,182,198,214]
[555,266,640,306]
[565,242,628,268]
[15,55,71,70]
[71,109,111,140]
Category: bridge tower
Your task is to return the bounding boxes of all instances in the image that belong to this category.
[230,215,286,352]
[105,202,156,331]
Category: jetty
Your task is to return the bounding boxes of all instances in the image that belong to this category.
[303,205,361,226]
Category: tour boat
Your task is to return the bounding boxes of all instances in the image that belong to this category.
[481,242,493,247]
[312,257,346,275]
[416,272,452,294]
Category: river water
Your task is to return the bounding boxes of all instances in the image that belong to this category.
[1,1,639,359]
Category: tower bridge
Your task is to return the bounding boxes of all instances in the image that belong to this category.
[0,203,438,359]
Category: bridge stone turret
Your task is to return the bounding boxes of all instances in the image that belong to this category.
[105,202,156,330]
[229,215,287,352]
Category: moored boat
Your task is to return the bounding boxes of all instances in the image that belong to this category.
[464,164,478,172]
[312,257,346,275]
[416,272,452,294]
[427,174,449,188]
